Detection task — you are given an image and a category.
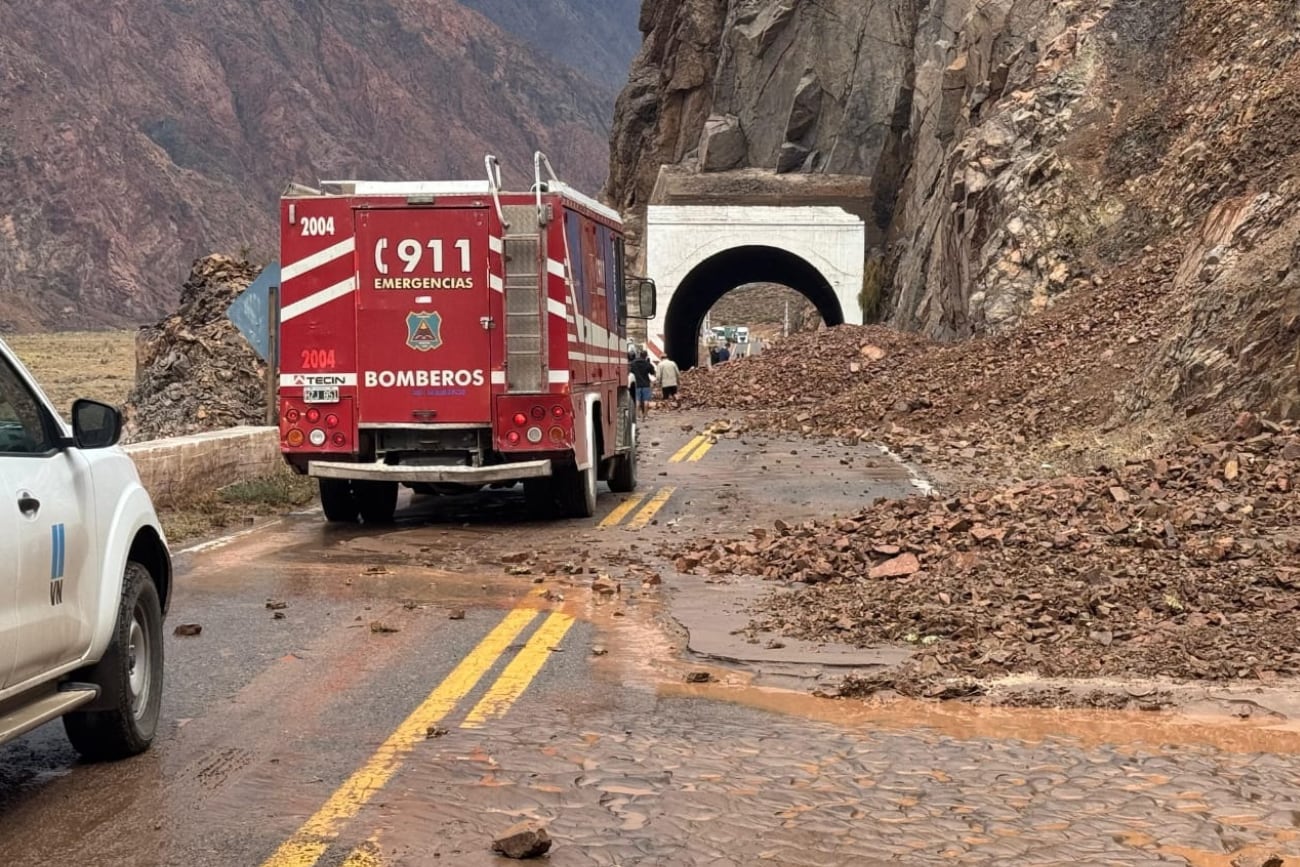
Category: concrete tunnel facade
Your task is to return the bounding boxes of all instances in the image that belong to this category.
[643,205,867,369]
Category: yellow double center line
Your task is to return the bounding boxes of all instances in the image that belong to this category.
[261,605,573,867]
[670,433,715,463]
[599,486,677,528]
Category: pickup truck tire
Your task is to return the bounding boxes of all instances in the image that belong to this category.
[355,480,398,524]
[63,562,164,761]
[319,478,359,524]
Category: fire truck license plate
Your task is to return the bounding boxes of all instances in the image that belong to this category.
[303,387,340,404]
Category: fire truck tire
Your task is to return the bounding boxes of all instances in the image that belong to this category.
[319,478,359,524]
[523,478,553,513]
[556,410,598,519]
[608,434,637,493]
[355,480,398,525]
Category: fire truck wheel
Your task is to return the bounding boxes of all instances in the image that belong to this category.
[319,478,359,524]
[608,433,638,494]
[355,480,398,524]
[559,413,598,514]
[523,478,553,513]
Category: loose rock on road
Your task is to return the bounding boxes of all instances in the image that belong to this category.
[0,411,1297,866]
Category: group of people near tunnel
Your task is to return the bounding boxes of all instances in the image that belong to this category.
[626,345,682,418]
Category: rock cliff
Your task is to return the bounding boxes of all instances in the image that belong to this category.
[608,0,1300,421]
[0,0,633,331]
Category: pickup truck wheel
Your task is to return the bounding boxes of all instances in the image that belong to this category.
[319,478,359,523]
[607,425,638,494]
[355,480,398,524]
[63,562,163,761]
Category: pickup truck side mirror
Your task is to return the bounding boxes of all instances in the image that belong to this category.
[72,399,124,450]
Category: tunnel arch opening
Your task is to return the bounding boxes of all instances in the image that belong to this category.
[662,245,845,369]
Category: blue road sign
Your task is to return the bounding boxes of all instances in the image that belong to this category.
[227,261,279,362]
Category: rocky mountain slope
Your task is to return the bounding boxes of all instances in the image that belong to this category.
[458,0,642,90]
[632,0,1300,703]
[607,0,1300,426]
[0,0,634,331]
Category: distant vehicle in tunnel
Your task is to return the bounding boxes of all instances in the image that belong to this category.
[0,337,172,761]
[276,153,657,523]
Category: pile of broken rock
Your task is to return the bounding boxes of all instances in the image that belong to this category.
[124,255,268,442]
[674,415,1300,690]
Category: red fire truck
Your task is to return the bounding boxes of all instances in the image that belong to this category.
[276,154,655,523]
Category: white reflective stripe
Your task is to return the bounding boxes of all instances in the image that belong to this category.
[489,274,504,293]
[490,371,507,385]
[547,298,567,318]
[567,350,626,365]
[568,309,621,351]
[488,236,503,255]
[281,238,356,282]
[281,276,357,321]
[546,259,566,278]
[278,373,359,387]
[548,370,571,384]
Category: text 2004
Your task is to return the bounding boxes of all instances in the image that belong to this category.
[300,349,337,370]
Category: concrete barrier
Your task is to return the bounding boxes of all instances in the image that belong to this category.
[124,426,281,506]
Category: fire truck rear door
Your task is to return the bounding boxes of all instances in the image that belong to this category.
[353,206,493,425]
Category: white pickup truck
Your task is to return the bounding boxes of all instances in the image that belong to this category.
[0,337,171,760]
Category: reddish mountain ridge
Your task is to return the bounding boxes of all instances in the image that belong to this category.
[0,0,631,331]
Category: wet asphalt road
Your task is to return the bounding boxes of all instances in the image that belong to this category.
[2,411,1300,866]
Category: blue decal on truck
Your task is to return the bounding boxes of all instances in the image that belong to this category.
[50,523,65,605]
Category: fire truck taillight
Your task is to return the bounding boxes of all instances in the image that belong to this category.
[285,408,301,424]
[551,405,567,419]
[309,429,327,447]
[506,430,521,445]
[326,414,340,429]
[549,426,565,443]
[331,432,347,447]
[530,406,546,421]
[512,413,528,427]
[306,408,322,424]
[526,427,543,444]
[286,429,305,448]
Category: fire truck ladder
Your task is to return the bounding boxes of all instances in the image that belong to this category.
[501,204,546,392]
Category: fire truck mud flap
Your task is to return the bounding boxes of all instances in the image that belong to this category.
[308,460,553,484]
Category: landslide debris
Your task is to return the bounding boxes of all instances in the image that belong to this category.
[123,255,266,442]
[674,418,1300,689]
[678,236,1197,482]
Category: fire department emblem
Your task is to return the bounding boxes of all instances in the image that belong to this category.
[406,311,443,352]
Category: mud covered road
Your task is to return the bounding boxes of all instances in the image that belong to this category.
[1,413,1299,866]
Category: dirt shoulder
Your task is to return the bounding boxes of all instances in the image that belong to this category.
[157,468,317,546]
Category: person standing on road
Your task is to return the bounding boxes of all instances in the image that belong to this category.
[630,349,656,418]
[708,344,721,366]
[657,356,681,403]
[717,342,732,364]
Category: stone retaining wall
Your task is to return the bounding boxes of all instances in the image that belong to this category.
[124,426,280,506]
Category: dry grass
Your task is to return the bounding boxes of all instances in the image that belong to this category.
[4,330,137,413]
[159,466,317,544]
